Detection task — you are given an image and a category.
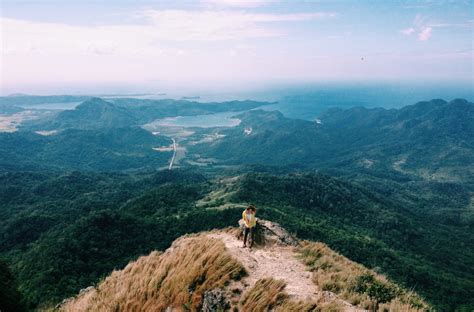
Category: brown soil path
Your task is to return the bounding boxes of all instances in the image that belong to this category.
[208,232,364,311]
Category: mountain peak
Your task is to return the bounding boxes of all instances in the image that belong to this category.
[59,220,428,312]
[50,98,137,129]
[76,97,115,109]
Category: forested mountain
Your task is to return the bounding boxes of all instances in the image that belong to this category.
[1,98,473,311]
[0,259,25,312]
[0,127,172,171]
[191,99,474,182]
[0,170,472,310]
[23,97,268,131]
[187,99,474,226]
[37,98,139,130]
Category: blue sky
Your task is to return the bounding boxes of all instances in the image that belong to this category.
[1,0,473,94]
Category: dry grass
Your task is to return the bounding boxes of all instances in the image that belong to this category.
[239,278,320,312]
[61,235,245,312]
[59,229,431,312]
[297,241,429,312]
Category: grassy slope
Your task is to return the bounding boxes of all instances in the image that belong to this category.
[61,231,428,312]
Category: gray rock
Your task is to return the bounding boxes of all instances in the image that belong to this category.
[238,218,299,247]
[201,289,229,312]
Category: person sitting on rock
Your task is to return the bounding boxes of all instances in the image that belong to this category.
[242,205,257,248]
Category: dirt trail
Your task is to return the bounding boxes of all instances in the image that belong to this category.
[208,232,363,311]
[209,232,317,300]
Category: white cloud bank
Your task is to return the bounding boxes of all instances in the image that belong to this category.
[2,9,335,56]
[0,9,335,90]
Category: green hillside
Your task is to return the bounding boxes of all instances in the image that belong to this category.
[23,97,268,131]
[1,98,473,311]
[191,99,474,180]
[188,99,474,226]
[0,169,472,310]
[0,127,172,171]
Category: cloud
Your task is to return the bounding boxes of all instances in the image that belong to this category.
[1,9,336,88]
[200,0,273,8]
[1,9,335,58]
[418,27,432,41]
[139,10,335,41]
[401,14,433,41]
[402,14,472,41]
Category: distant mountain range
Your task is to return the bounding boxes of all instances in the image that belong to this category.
[32,98,139,130]
[185,99,474,227]
[190,99,474,182]
[22,97,269,130]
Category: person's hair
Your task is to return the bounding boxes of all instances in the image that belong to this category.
[247,205,256,212]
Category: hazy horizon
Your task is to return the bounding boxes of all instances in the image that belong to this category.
[1,0,473,95]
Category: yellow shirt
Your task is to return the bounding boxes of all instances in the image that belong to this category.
[242,210,256,228]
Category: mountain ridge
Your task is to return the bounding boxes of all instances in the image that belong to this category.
[190,98,474,184]
[59,221,428,312]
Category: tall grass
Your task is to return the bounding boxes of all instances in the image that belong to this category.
[239,278,331,312]
[60,231,431,312]
[296,241,430,311]
[61,235,245,312]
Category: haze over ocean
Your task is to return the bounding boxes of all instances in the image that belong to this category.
[2,0,472,96]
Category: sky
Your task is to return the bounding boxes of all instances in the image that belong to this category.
[0,0,473,95]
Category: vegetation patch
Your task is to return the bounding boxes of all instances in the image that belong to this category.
[239,278,320,312]
[297,241,429,311]
[61,235,245,312]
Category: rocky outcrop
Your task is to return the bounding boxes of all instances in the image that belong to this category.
[237,218,299,247]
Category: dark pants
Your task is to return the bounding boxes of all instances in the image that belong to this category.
[243,227,254,246]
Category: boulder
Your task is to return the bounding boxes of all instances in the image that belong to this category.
[237,219,299,247]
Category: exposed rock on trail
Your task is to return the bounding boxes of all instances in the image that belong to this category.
[237,218,299,247]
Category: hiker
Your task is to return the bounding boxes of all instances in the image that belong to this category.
[242,205,256,248]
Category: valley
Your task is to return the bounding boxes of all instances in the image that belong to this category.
[2,0,473,310]
[0,95,473,311]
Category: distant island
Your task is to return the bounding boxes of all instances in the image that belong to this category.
[181,96,201,100]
